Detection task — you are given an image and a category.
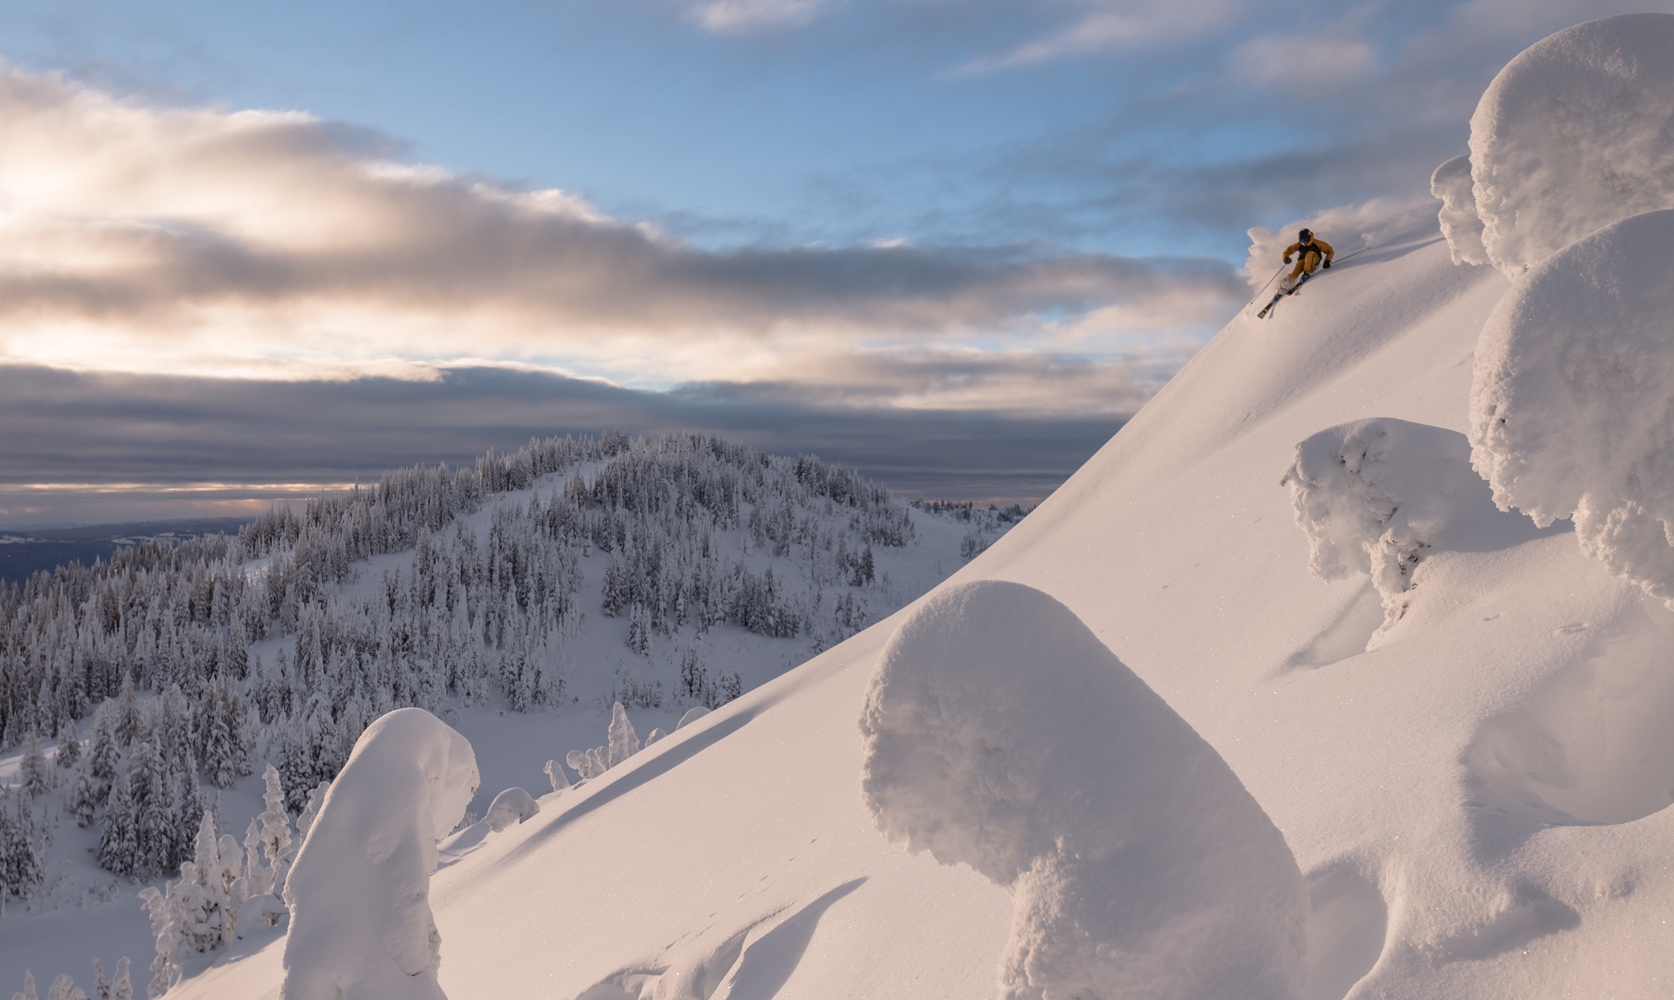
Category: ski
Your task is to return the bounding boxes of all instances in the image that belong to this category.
[1258,271,1315,318]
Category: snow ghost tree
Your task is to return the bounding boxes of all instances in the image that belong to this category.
[113,958,133,1000]
[1467,13,1674,275]
[1471,209,1674,605]
[244,765,292,898]
[859,580,1307,1000]
[1282,418,1524,635]
[606,702,640,768]
[484,788,539,832]
[1431,154,1488,266]
[281,708,479,1000]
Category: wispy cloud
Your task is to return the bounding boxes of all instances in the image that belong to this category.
[1229,34,1376,88]
[689,0,840,32]
[0,65,1241,413]
[951,0,1245,74]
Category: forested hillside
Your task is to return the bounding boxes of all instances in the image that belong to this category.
[0,431,1019,906]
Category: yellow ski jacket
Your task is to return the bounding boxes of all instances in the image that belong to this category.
[1284,237,1334,265]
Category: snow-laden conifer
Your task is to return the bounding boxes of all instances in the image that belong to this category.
[293,781,330,852]
[19,732,50,797]
[70,767,99,829]
[128,742,175,876]
[54,719,81,773]
[11,969,36,1000]
[165,812,242,952]
[136,877,184,999]
[109,960,130,1000]
[0,793,45,899]
[97,772,139,877]
[87,714,119,804]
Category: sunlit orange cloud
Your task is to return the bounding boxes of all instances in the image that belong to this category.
[0,66,1245,414]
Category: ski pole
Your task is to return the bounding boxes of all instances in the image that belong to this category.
[1244,263,1285,314]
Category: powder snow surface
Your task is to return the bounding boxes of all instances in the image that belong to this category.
[1471,208,1674,605]
[859,580,1306,1000]
[1468,13,1674,275]
[281,708,478,1000]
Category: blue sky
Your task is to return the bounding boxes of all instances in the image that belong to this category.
[0,0,1665,524]
[10,0,1619,257]
[5,0,1179,250]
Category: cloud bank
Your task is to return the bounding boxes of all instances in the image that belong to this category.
[0,66,1240,415]
[0,364,1122,527]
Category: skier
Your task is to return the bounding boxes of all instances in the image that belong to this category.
[1281,229,1333,290]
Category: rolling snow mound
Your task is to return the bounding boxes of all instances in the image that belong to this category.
[1467,13,1674,275]
[859,580,1307,1000]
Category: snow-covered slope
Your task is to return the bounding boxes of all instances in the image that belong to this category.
[94,16,1674,999]
[165,194,1671,1000]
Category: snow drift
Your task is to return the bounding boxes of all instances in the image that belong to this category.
[859,580,1307,1000]
[281,708,479,1000]
[1471,208,1674,606]
[1467,13,1674,275]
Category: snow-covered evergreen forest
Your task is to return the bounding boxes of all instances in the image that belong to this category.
[0,431,1021,919]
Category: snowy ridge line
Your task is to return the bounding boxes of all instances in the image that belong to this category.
[235,429,910,616]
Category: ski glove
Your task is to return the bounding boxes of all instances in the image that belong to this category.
[1283,257,1292,264]
[1323,260,1331,268]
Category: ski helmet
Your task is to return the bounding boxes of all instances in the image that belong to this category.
[1298,228,1313,241]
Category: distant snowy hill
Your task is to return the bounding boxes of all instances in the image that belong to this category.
[15,13,1674,1000]
[0,433,1020,994]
